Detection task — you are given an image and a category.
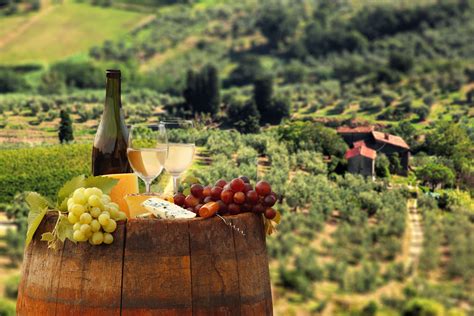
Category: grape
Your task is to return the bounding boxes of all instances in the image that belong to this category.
[103,233,114,245]
[90,207,101,218]
[263,194,277,207]
[194,204,203,213]
[90,220,101,232]
[109,202,119,210]
[109,208,119,220]
[252,204,265,214]
[73,223,81,231]
[68,212,79,224]
[88,195,102,208]
[80,224,92,235]
[230,178,245,192]
[91,231,104,245]
[239,176,250,183]
[233,192,246,204]
[174,193,186,206]
[101,194,111,204]
[246,190,259,204]
[211,186,223,200]
[214,179,227,188]
[79,213,92,225]
[184,195,199,208]
[242,203,253,212]
[103,219,117,233]
[202,186,212,197]
[217,200,228,214]
[255,181,272,196]
[101,210,110,217]
[90,187,103,198]
[190,184,204,198]
[264,208,277,219]
[71,204,85,217]
[73,230,86,242]
[228,203,241,215]
[243,183,253,193]
[84,188,94,199]
[116,211,127,221]
[72,190,87,205]
[67,198,74,208]
[203,196,213,203]
[220,189,234,204]
[98,213,110,226]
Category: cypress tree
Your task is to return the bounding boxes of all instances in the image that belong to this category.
[203,64,220,115]
[253,75,273,123]
[58,110,74,143]
[182,64,220,116]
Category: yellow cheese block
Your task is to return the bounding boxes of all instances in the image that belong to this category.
[102,173,139,218]
[125,193,174,218]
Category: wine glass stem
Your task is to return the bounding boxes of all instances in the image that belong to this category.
[145,180,152,193]
[172,176,179,194]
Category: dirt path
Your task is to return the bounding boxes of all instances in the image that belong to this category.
[406,198,423,273]
[0,5,57,49]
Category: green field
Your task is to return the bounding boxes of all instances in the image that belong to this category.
[0,1,147,64]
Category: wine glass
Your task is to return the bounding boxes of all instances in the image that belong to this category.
[127,124,167,193]
[160,120,195,193]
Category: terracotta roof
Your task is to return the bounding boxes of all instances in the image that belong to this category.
[337,126,374,134]
[345,145,377,160]
[371,131,409,149]
[353,140,366,148]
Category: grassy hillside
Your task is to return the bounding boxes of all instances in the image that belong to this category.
[0,1,147,64]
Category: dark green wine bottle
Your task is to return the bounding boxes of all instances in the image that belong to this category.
[92,69,131,175]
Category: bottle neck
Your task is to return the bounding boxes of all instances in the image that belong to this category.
[105,77,121,111]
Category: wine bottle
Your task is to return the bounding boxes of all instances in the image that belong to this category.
[92,69,131,175]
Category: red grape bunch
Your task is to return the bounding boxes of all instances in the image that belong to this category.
[173,176,278,220]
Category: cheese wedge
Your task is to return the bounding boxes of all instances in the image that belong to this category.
[103,173,139,218]
[125,193,173,218]
[142,198,196,219]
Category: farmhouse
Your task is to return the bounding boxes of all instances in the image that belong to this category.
[337,126,410,176]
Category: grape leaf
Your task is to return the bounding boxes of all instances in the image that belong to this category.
[84,176,119,194]
[41,232,54,242]
[181,175,199,185]
[56,215,75,243]
[25,205,48,247]
[57,175,86,203]
[58,197,69,212]
[26,191,52,215]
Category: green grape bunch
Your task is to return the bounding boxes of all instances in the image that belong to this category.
[67,187,127,245]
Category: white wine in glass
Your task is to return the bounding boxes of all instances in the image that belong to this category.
[160,120,195,193]
[165,143,195,176]
[128,124,167,193]
[127,148,167,180]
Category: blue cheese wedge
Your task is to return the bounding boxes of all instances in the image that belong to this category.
[142,198,196,219]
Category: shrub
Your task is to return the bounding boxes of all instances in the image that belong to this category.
[0,298,15,316]
[402,298,445,316]
[4,275,20,299]
[38,71,66,95]
[50,61,102,89]
[0,69,27,93]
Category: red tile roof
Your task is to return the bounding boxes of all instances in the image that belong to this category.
[345,145,377,160]
[353,140,366,148]
[337,126,374,134]
[371,131,409,149]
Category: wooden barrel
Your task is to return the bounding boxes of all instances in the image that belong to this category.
[17,212,273,315]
